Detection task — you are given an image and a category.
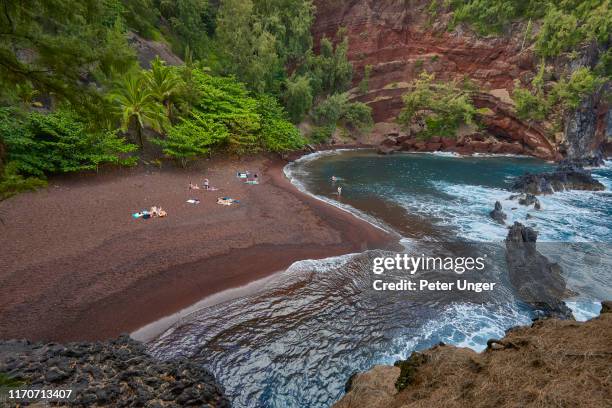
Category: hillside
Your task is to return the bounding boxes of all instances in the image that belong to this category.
[312,0,610,162]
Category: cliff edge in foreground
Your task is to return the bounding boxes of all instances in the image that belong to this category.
[0,335,229,407]
[334,302,612,408]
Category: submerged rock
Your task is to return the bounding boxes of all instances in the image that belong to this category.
[505,222,572,319]
[489,201,507,223]
[511,164,605,195]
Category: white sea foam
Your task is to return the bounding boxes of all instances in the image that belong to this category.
[566,301,603,322]
[380,302,533,362]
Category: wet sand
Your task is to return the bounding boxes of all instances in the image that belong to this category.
[0,155,396,342]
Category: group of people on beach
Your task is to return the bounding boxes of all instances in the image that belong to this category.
[134,170,260,220]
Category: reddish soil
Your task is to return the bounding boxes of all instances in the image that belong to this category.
[0,156,395,342]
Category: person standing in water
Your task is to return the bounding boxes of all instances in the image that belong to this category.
[331,176,337,182]
[337,186,342,196]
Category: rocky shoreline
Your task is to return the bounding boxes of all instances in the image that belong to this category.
[334,302,612,408]
[0,335,229,407]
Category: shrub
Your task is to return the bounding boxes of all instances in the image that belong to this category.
[154,112,229,167]
[284,75,314,123]
[0,109,137,178]
[550,67,604,109]
[512,84,548,121]
[257,95,306,152]
[398,72,477,138]
[358,65,373,94]
[0,162,47,200]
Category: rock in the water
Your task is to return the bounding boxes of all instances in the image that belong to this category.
[505,222,573,319]
[510,193,541,208]
[489,201,507,223]
[511,164,605,195]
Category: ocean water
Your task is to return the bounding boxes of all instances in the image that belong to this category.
[147,151,612,408]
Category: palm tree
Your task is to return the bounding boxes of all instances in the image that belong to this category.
[144,56,182,120]
[108,73,167,148]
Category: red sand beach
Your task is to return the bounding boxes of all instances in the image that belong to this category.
[0,156,395,342]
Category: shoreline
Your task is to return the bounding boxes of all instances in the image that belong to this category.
[0,154,396,342]
[131,156,400,342]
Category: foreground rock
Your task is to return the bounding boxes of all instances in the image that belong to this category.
[505,222,573,319]
[511,164,605,195]
[0,335,229,407]
[334,303,612,408]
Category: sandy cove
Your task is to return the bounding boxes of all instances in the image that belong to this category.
[0,155,396,342]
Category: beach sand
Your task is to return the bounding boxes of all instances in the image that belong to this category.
[0,156,395,342]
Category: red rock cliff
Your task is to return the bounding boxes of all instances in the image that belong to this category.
[311,0,561,160]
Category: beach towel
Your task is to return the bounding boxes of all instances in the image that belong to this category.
[186,199,200,204]
[237,172,249,179]
[245,180,259,185]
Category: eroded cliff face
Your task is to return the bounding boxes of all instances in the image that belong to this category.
[312,0,607,161]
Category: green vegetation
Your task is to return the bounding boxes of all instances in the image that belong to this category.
[311,93,373,142]
[512,66,604,122]
[398,73,478,138]
[0,0,370,198]
[512,84,548,121]
[0,373,25,387]
[448,1,610,126]
[550,67,605,109]
[358,65,373,94]
[450,1,611,59]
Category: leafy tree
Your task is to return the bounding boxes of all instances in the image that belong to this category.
[398,73,477,138]
[284,75,313,123]
[257,94,305,152]
[154,112,229,167]
[157,0,214,58]
[550,67,605,109]
[144,57,183,119]
[512,84,548,121]
[0,108,136,178]
[0,0,136,109]
[305,34,353,97]
[536,7,580,57]
[108,74,167,147]
[310,93,372,142]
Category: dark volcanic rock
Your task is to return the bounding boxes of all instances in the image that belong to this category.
[0,335,229,407]
[511,164,605,195]
[505,222,573,319]
[509,193,541,209]
[489,201,507,224]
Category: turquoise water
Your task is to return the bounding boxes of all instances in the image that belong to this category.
[148,151,612,408]
[288,150,612,242]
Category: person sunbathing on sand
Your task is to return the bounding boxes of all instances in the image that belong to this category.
[189,182,200,190]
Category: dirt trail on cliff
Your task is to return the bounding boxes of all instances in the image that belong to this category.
[335,305,612,408]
